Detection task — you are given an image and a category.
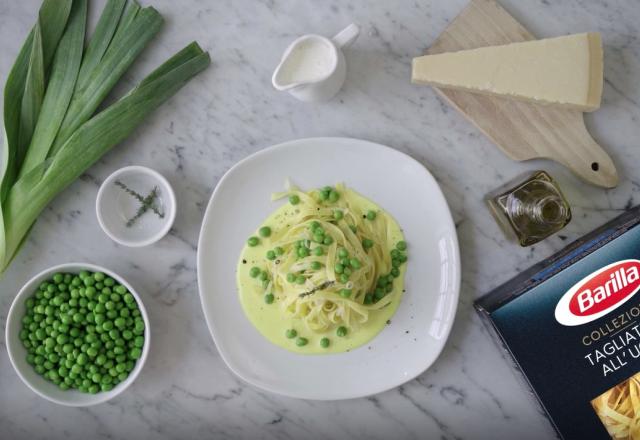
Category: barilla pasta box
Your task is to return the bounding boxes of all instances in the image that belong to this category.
[476,206,640,439]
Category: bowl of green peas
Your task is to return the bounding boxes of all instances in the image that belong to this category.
[5,263,150,406]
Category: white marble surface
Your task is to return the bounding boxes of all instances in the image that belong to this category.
[0,0,638,439]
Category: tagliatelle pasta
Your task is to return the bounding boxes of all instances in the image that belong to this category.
[593,373,640,439]
[236,182,409,353]
[268,183,399,332]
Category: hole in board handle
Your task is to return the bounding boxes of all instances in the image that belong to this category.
[591,162,599,172]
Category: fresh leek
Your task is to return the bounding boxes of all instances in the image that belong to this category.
[0,0,210,273]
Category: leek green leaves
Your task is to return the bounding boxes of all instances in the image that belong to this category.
[0,0,210,273]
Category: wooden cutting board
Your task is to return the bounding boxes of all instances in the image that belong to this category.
[426,0,618,188]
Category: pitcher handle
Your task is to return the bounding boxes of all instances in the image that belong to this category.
[332,23,360,49]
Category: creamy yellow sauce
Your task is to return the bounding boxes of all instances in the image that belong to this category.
[236,188,406,354]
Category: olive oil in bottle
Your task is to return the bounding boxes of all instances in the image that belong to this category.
[486,171,571,246]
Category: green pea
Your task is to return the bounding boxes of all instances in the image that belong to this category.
[377,277,387,288]
[333,210,344,220]
[366,210,377,220]
[339,273,350,283]
[374,288,385,300]
[398,254,408,263]
[53,273,63,284]
[343,267,352,276]
[364,294,373,305]
[319,190,330,201]
[323,236,333,245]
[130,347,142,360]
[288,194,300,205]
[259,271,269,282]
[328,190,340,203]
[297,247,309,258]
[295,275,306,285]
[274,247,285,256]
[313,234,324,244]
[313,247,324,257]
[266,250,276,260]
[114,317,126,328]
[286,273,296,283]
[264,293,275,304]
[337,248,348,258]
[134,336,144,348]
[310,261,322,271]
[336,326,347,337]
[340,289,352,298]
[335,264,344,274]
[350,258,361,269]
[396,241,407,251]
[320,337,330,348]
[295,337,308,347]
[391,267,400,278]
[285,329,297,339]
[259,226,271,237]
[247,236,260,247]
[77,353,88,365]
[385,283,394,293]
[261,279,270,289]
[349,225,357,233]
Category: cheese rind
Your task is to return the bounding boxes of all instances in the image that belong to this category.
[412,33,603,112]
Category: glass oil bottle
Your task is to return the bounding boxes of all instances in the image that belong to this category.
[486,171,571,246]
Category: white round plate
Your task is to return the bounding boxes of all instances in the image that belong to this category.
[197,137,460,400]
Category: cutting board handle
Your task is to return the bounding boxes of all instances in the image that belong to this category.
[550,116,618,188]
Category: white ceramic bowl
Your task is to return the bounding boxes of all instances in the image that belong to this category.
[96,166,176,247]
[5,263,150,406]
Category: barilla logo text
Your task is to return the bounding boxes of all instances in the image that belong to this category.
[555,260,640,326]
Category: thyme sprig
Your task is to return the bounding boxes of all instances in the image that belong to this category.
[298,281,335,298]
[115,180,165,227]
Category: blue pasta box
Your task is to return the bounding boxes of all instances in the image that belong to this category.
[476,206,640,439]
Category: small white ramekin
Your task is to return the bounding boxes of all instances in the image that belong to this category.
[96,166,176,247]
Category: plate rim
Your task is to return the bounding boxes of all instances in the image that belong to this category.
[196,136,461,400]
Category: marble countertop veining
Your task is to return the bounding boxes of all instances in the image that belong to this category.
[0,0,639,439]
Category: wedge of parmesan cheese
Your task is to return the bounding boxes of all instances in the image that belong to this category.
[412,33,603,112]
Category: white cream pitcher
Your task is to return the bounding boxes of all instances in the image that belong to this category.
[272,23,360,102]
